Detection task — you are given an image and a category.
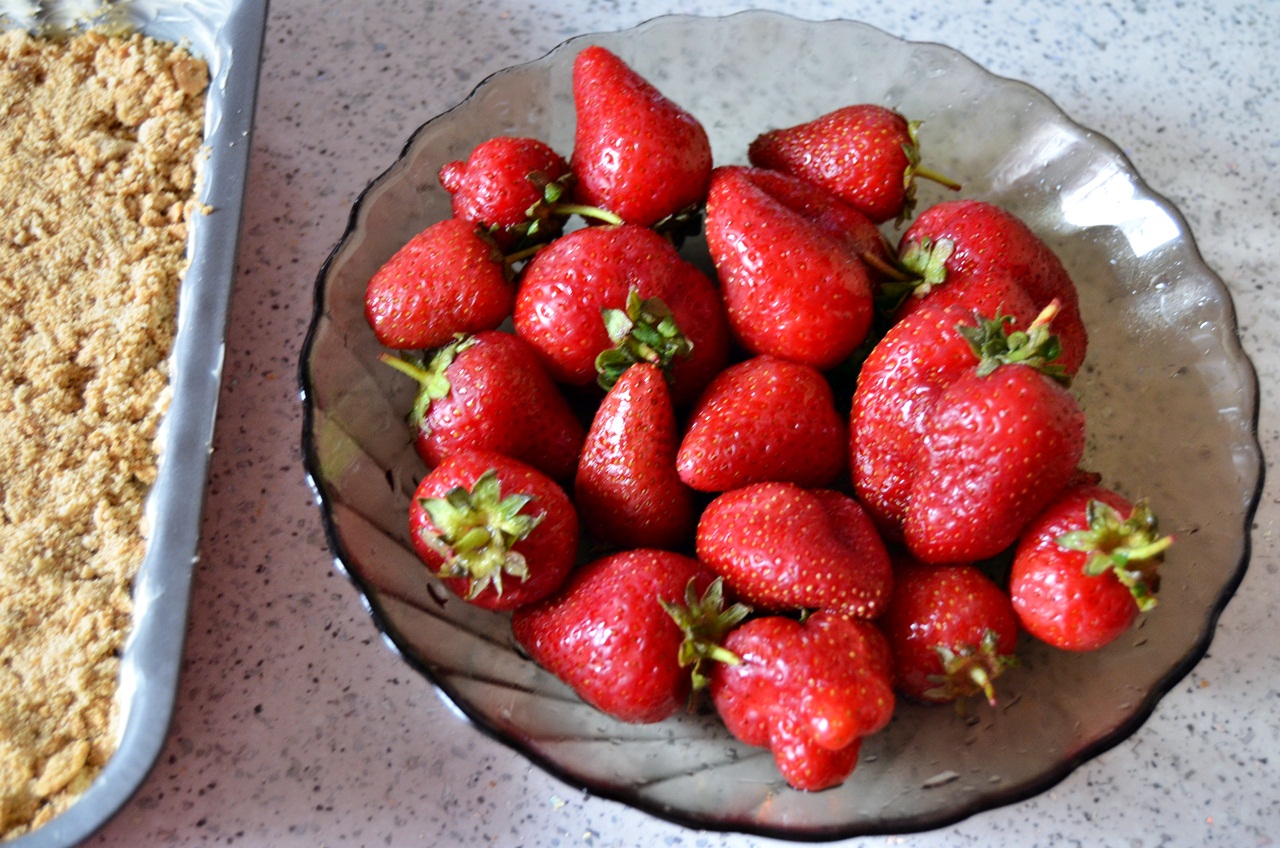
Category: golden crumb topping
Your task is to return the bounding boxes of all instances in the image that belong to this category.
[0,28,207,839]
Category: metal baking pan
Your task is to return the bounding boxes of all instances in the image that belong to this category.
[1,1,267,845]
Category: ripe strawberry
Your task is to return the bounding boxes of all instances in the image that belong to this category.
[850,304,983,538]
[573,362,697,550]
[696,482,893,620]
[511,550,746,724]
[709,611,895,791]
[437,135,573,250]
[1010,481,1172,651]
[747,103,959,224]
[903,306,1086,564]
[882,558,1019,706]
[409,450,578,611]
[570,45,713,229]
[380,331,585,483]
[897,199,1087,374]
[720,165,896,277]
[676,355,846,492]
[704,166,876,370]
[365,217,515,350]
[885,255,1040,333]
[513,223,730,405]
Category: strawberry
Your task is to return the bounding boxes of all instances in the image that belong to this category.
[704,166,876,370]
[695,482,893,620]
[379,331,585,483]
[573,362,697,550]
[364,217,515,351]
[437,135,575,250]
[747,104,959,224]
[709,611,895,791]
[882,558,1019,706]
[850,304,983,537]
[720,165,896,277]
[408,449,578,611]
[513,223,730,405]
[1010,481,1172,652]
[676,355,846,492]
[897,199,1087,374]
[570,45,713,229]
[903,305,1086,564]
[511,550,746,724]
[884,250,1041,332]
[849,616,895,682]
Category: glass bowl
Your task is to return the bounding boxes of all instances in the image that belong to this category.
[299,11,1262,839]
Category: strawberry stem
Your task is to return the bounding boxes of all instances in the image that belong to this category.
[553,203,625,227]
[504,243,546,265]
[861,248,917,284]
[913,164,963,192]
[379,351,429,383]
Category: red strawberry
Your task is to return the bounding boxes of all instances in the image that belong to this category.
[882,558,1019,706]
[1010,481,1171,652]
[409,450,578,611]
[380,331,585,483]
[570,45,713,229]
[903,306,1086,564]
[437,135,573,250]
[365,217,514,350]
[709,611,895,791]
[849,616,895,682]
[850,304,982,537]
[696,482,893,620]
[676,355,846,492]
[511,550,746,723]
[887,257,1040,334]
[897,200,1087,374]
[573,362,697,550]
[747,104,959,224]
[513,223,730,405]
[704,166,876,370]
[721,165,896,276]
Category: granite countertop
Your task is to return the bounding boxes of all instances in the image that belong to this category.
[87,0,1278,846]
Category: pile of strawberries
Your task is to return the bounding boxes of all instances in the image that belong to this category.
[365,45,1172,792]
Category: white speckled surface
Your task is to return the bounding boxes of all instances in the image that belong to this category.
[84,1,1277,846]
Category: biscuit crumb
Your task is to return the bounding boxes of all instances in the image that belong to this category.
[0,28,207,840]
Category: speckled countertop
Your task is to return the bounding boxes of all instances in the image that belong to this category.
[83,0,1278,846]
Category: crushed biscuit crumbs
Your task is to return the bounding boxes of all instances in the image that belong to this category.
[0,27,207,840]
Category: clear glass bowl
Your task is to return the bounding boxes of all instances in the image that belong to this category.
[299,11,1262,839]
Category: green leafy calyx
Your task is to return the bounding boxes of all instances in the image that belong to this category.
[1055,497,1172,612]
[925,629,1018,708]
[877,236,955,311]
[417,468,543,600]
[660,577,752,692]
[594,290,693,391]
[957,301,1070,385]
[378,334,478,429]
[898,119,962,224]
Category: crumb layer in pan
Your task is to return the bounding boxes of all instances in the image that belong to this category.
[0,28,207,840]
